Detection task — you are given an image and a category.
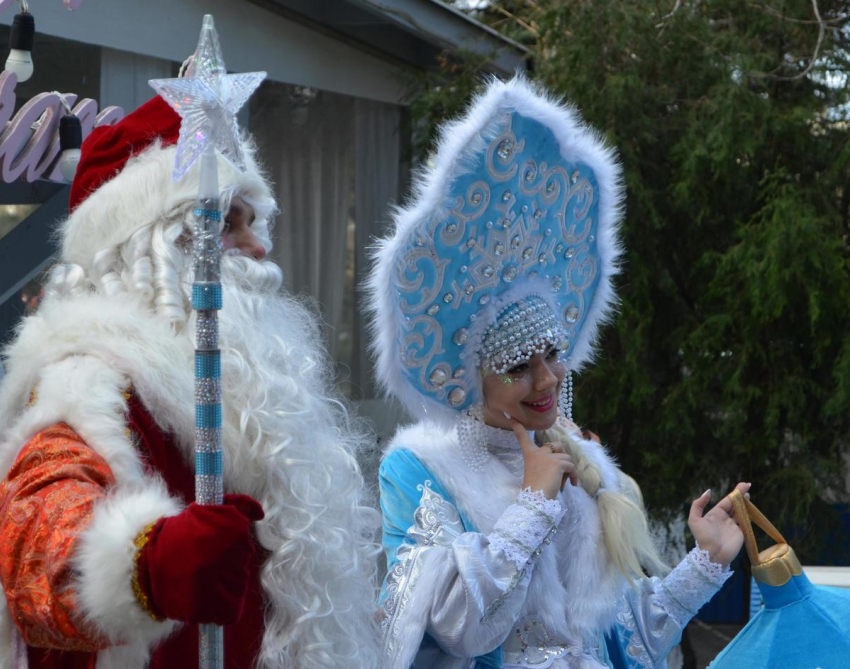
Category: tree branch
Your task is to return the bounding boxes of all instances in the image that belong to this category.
[491,5,540,39]
[750,0,827,82]
[749,2,849,25]
[655,0,683,29]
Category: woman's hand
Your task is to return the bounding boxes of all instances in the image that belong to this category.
[511,419,577,500]
[688,482,751,569]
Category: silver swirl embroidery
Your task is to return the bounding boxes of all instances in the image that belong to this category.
[481,566,528,623]
[615,594,654,668]
[409,480,464,545]
[398,247,450,314]
[501,619,603,668]
[381,481,464,657]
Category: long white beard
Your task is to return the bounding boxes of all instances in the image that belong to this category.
[190,254,381,669]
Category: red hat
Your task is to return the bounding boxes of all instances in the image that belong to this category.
[60,94,273,270]
[69,95,181,211]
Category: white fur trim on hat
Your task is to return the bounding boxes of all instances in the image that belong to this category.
[60,138,275,270]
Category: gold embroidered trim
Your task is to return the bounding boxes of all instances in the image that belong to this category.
[132,520,164,622]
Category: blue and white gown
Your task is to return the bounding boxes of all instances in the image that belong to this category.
[378,422,731,669]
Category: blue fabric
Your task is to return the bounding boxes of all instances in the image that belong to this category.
[710,572,850,668]
[379,448,501,667]
[604,630,627,669]
[392,110,603,414]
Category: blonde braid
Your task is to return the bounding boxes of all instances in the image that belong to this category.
[541,422,668,583]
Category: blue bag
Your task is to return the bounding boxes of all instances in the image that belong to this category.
[710,490,850,669]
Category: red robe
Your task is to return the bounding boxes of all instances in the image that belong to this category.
[0,392,266,668]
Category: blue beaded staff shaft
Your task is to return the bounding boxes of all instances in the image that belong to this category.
[148,15,266,669]
[194,144,224,669]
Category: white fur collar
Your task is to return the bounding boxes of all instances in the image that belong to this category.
[385,421,626,641]
[0,292,271,495]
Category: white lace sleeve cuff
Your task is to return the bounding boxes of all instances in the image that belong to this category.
[656,542,733,628]
[488,488,565,570]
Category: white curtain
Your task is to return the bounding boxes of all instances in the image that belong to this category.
[352,98,405,399]
[250,84,354,359]
[249,84,406,394]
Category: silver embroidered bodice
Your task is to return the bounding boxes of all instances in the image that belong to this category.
[378,428,732,669]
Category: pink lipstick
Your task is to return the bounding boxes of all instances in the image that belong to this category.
[522,394,555,413]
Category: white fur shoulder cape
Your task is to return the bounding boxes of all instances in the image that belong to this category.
[381,421,629,665]
[0,294,235,669]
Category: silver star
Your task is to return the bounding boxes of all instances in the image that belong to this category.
[149,15,266,182]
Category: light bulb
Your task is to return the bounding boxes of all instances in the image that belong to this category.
[6,49,32,82]
[59,148,80,182]
[58,113,82,182]
[5,12,34,83]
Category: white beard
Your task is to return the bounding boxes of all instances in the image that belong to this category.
[181,254,383,669]
[0,252,382,669]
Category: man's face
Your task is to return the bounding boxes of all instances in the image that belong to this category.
[222,196,266,260]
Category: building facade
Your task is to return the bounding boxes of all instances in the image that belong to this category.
[0,0,526,409]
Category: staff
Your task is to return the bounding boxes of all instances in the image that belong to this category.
[149,14,265,668]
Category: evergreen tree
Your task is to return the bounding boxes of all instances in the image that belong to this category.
[408,0,850,561]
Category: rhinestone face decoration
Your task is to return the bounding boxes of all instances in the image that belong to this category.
[391,111,604,413]
[479,295,568,375]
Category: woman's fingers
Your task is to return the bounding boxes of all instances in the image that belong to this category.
[541,452,577,490]
[543,441,566,454]
[714,482,751,516]
[550,454,577,486]
[510,419,536,454]
[689,489,712,523]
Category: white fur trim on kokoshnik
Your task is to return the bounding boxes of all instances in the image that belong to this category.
[367,75,624,428]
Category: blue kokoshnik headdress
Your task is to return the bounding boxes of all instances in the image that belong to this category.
[368,76,624,426]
